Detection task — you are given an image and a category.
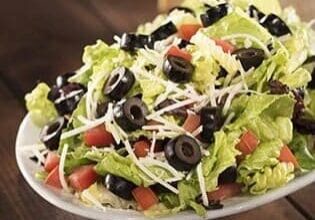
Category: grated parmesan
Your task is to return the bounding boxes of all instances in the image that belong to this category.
[59,144,70,192]
[197,163,209,207]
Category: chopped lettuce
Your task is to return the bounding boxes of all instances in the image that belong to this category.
[71,40,133,86]
[238,139,295,194]
[81,183,136,209]
[279,68,311,89]
[228,94,295,131]
[189,45,219,93]
[95,152,176,187]
[25,83,58,127]
[70,97,87,128]
[64,145,92,174]
[204,8,272,44]
[230,0,282,15]
[289,133,315,170]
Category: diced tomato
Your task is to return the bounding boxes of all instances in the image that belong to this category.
[132,186,159,210]
[134,140,151,158]
[44,165,62,189]
[214,39,235,53]
[236,131,259,156]
[166,46,192,61]
[279,145,299,168]
[44,152,60,172]
[183,113,201,133]
[179,24,201,41]
[207,183,242,201]
[69,165,98,191]
[84,125,114,147]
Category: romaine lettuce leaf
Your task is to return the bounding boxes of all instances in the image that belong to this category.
[25,83,58,127]
[289,133,315,170]
[70,97,87,128]
[64,145,92,174]
[279,68,311,89]
[230,0,282,15]
[81,183,136,209]
[95,152,176,187]
[242,162,295,194]
[204,8,272,44]
[71,40,133,86]
[228,94,295,130]
[237,139,295,194]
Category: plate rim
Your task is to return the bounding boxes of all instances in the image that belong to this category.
[16,114,315,220]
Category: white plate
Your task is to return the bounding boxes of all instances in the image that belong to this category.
[16,114,315,220]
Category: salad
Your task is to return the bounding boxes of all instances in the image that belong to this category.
[23,0,315,217]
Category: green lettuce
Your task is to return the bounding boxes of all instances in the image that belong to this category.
[71,97,87,128]
[246,116,293,144]
[189,46,219,93]
[138,76,165,109]
[246,47,289,92]
[25,83,58,127]
[289,133,315,170]
[95,152,176,187]
[230,0,282,15]
[71,40,133,86]
[174,130,241,216]
[204,8,272,44]
[227,94,295,131]
[238,139,295,194]
[279,68,311,89]
[64,145,92,174]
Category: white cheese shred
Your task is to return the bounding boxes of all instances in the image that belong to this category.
[197,163,209,207]
[124,140,179,194]
[59,144,70,192]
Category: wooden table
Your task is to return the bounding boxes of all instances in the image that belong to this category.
[0,0,314,219]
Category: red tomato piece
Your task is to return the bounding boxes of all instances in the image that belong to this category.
[69,165,98,191]
[279,145,299,168]
[214,39,235,53]
[132,186,159,210]
[84,125,114,147]
[183,113,201,133]
[134,140,151,158]
[44,165,62,189]
[236,131,259,156]
[207,183,242,201]
[44,152,60,172]
[166,46,192,61]
[179,24,201,41]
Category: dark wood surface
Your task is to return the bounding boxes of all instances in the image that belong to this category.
[0,0,314,219]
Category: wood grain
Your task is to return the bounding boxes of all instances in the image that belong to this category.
[0,0,314,219]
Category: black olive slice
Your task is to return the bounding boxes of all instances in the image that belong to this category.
[261,14,292,37]
[104,67,135,101]
[233,48,265,71]
[248,5,265,20]
[104,174,136,200]
[120,33,154,52]
[40,117,67,150]
[114,97,148,132]
[268,80,290,95]
[56,72,76,88]
[200,4,229,27]
[120,33,138,52]
[196,195,224,210]
[163,55,194,83]
[200,107,223,143]
[165,135,201,171]
[218,166,237,184]
[151,21,178,42]
[169,6,195,15]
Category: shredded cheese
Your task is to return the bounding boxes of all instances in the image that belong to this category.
[222,33,271,57]
[124,140,179,194]
[197,163,209,207]
[147,98,198,120]
[139,158,185,179]
[59,144,70,192]
[61,114,109,140]
[149,131,157,157]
